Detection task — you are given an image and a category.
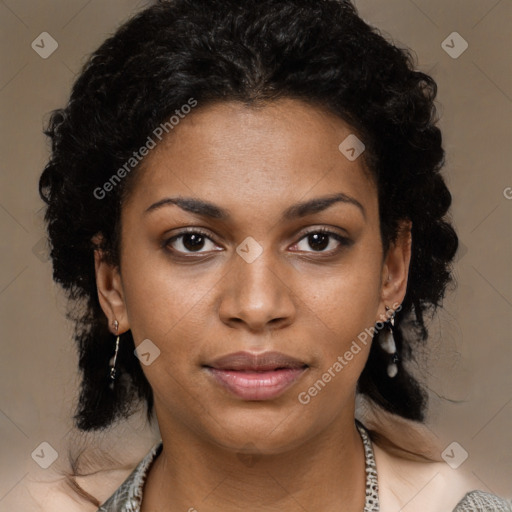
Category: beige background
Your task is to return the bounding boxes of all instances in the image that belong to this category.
[0,0,510,509]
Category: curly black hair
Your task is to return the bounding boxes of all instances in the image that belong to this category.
[39,0,458,432]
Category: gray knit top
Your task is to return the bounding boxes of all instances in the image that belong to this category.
[97,422,511,511]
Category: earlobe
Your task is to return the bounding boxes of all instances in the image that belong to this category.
[93,246,129,334]
[379,221,412,313]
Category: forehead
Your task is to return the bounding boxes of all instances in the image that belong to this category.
[123,99,377,219]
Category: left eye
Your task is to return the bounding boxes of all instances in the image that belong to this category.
[292,230,348,253]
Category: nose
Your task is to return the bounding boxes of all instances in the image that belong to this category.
[217,247,296,332]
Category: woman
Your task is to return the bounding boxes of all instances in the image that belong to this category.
[38,0,511,510]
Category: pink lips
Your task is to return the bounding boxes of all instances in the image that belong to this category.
[204,351,308,400]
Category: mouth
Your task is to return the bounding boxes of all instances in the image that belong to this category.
[203,351,309,401]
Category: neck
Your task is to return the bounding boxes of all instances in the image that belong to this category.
[142,409,367,512]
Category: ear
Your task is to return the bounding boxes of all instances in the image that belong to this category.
[92,234,129,334]
[378,220,412,320]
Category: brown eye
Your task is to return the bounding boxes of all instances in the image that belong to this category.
[306,232,330,251]
[165,229,220,254]
[292,229,352,254]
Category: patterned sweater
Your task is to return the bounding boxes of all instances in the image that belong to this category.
[97,429,511,512]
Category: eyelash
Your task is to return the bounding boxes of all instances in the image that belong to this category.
[163,227,352,257]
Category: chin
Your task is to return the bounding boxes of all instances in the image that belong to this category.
[204,406,314,454]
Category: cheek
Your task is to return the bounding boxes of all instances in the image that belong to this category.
[295,243,383,389]
[304,249,382,339]
[119,255,211,406]
[119,240,215,342]
[294,286,379,417]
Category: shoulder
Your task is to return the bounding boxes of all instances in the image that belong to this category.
[24,435,161,512]
[24,467,134,512]
[453,490,512,511]
[372,441,510,512]
[97,441,163,511]
[356,406,510,511]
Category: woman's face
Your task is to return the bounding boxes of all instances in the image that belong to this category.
[96,99,410,454]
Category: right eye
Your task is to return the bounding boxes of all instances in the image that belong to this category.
[164,229,222,255]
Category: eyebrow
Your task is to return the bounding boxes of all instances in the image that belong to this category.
[144,192,365,220]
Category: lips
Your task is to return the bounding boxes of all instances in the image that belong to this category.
[207,351,307,371]
[204,351,308,400]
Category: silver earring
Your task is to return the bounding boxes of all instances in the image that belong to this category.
[379,306,398,378]
[109,320,120,389]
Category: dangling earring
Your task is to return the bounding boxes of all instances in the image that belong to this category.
[109,319,120,389]
[379,306,399,378]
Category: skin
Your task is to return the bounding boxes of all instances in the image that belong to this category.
[94,98,414,511]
